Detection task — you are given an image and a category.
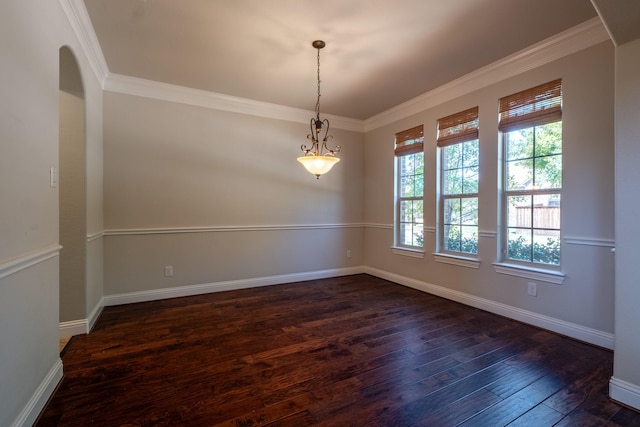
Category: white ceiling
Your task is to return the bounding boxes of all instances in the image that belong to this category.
[83,0,597,120]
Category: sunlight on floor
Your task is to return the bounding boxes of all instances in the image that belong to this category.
[59,337,71,353]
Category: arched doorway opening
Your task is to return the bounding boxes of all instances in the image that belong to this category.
[59,46,87,341]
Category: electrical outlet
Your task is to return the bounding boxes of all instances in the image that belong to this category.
[346,249,352,258]
[164,265,173,277]
[527,282,537,297]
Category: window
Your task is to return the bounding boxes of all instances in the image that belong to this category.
[499,79,562,266]
[437,107,479,255]
[395,125,424,249]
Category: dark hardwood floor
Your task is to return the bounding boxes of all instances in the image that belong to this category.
[37,274,639,426]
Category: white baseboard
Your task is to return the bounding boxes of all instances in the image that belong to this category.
[59,297,105,338]
[364,267,615,350]
[59,319,87,338]
[102,265,613,349]
[104,267,365,306]
[11,358,63,427]
[610,377,640,411]
[87,297,104,332]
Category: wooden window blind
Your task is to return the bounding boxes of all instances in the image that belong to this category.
[437,106,479,147]
[394,125,424,156]
[499,79,562,132]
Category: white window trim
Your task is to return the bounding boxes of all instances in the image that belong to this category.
[493,262,565,284]
[433,252,480,269]
[391,246,425,259]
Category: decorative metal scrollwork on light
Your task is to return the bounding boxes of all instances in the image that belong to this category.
[297,40,341,179]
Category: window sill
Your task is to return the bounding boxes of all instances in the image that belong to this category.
[433,253,480,269]
[391,246,425,259]
[493,262,565,284]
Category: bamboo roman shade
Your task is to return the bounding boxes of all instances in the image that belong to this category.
[437,106,479,147]
[394,125,424,156]
[499,79,562,132]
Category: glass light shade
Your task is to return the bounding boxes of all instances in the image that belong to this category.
[297,155,340,177]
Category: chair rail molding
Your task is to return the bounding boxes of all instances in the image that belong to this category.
[0,245,62,280]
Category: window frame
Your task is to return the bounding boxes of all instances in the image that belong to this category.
[497,79,564,272]
[435,107,480,263]
[393,125,425,253]
[438,140,480,257]
[395,151,425,250]
[501,122,562,268]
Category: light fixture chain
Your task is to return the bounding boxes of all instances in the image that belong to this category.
[316,46,321,119]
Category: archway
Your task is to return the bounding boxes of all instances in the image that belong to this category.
[59,46,87,340]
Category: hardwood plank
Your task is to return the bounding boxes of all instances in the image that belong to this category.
[413,389,503,427]
[459,374,566,426]
[374,362,520,425]
[506,403,564,426]
[544,361,613,415]
[35,274,639,426]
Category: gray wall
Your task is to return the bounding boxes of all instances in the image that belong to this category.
[612,36,640,408]
[0,0,103,424]
[363,41,616,339]
[102,92,365,297]
[59,81,87,322]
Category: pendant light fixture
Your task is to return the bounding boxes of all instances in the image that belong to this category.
[298,40,341,179]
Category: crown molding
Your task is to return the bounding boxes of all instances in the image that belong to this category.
[104,73,365,132]
[364,17,611,132]
[58,0,109,86]
[60,5,608,135]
